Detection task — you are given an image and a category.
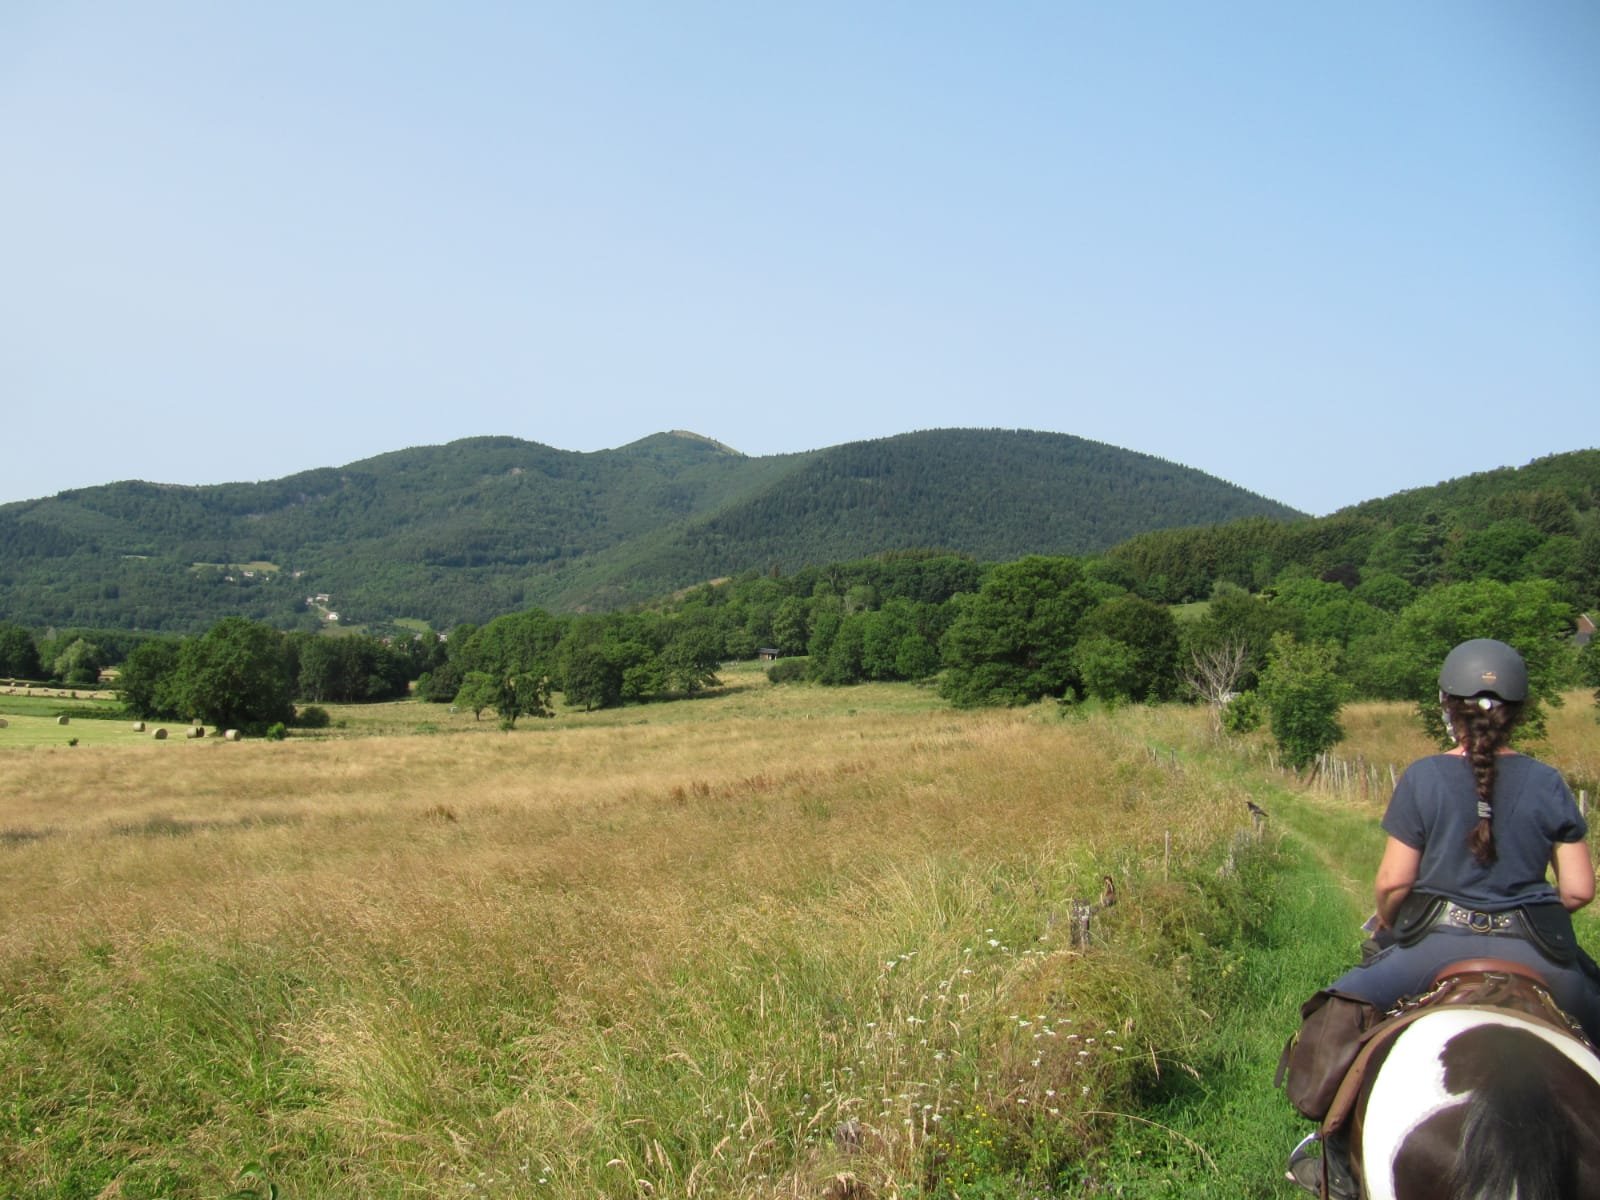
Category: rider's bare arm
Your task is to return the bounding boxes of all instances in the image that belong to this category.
[1551,840,1596,912]
[1374,837,1422,928]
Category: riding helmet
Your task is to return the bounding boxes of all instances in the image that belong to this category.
[1438,638,1528,702]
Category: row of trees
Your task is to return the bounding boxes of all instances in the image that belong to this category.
[114,622,443,732]
[0,623,152,688]
[102,607,731,733]
[8,534,1597,759]
[420,608,727,725]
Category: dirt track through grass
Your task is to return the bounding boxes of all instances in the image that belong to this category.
[1084,733,1600,1198]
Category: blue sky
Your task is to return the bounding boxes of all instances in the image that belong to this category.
[3,2,1596,515]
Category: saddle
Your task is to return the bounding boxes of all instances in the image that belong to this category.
[1320,958,1590,1137]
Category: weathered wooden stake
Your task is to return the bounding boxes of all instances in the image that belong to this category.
[1070,899,1093,948]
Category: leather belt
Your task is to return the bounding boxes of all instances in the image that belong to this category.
[1440,901,1522,935]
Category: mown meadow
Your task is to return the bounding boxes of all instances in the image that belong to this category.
[4,665,1597,1198]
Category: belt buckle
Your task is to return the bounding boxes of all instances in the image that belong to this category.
[1467,910,1493,933]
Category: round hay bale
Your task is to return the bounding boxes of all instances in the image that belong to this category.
[185,727,203,739]
[57,715,70,726]
[0,717,8,728]
[152,727,168,740]
[132,721,146,732]
[224,729,242,742]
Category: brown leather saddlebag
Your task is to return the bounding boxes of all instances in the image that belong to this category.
[1276,989,1380,1121]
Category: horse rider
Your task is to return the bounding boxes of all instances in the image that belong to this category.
[1285,637,1600,1199]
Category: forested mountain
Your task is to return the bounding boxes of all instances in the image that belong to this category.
[529,429,1302,610]
[0,429,1295,633]
[1101,449,1600,604]
[1338,451,1600,525]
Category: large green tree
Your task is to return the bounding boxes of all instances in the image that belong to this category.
[293,633,410,703]
[557,618,626,711]
[463,609,566,681]
[860,599,942,682]
[117,637,185,719]
[1446,519,1545,584]
[173,618,294,732]
[0,622,43,680]
[659,614,723,695]
[51,637,104,688]
[938,556,1097,706]
[1072,594,1180,703]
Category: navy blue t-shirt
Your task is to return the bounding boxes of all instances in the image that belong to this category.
[1382,753,1586,910]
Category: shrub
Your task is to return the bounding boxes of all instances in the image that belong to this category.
[1221,690,1264,735]
[294,705,331,729]
[766,658,809,685]
[1258,633,1347,770]
[265,722,288,741]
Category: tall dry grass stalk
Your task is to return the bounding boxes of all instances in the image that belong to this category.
[2,680,1259,1197]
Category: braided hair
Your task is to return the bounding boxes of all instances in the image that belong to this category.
[1442,693,1523,866]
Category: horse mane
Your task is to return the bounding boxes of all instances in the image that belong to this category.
[1447,1025,1578,1200]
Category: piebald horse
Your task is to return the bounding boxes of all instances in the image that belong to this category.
[1346,962,1600,1200]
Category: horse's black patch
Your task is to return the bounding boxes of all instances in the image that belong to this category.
[1430,1023,1600,1199]
[1392,1103,1465,1200]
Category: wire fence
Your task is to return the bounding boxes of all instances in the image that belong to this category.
[1292,750,1590,820]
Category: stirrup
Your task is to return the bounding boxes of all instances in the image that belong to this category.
[1286,1132,1357,1200]
[1285,1133,1323,1195]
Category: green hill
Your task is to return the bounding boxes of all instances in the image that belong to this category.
[1103,449,1600,603]
[547,429,1301,610]
[1337,449,1600,525]
[0,428,1297,632]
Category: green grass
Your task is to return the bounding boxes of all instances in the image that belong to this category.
[0,700,173,748]
[1074,795,1365,1196]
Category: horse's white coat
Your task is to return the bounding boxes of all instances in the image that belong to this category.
[1360,1009,1600,1200]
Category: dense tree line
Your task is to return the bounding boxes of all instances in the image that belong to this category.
[114,623,443,733]
[6,531,1595,732]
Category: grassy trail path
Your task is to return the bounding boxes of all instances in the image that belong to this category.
[1082,769,1388,1198]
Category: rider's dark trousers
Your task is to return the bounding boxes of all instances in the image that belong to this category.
[1329,927,1600,1044]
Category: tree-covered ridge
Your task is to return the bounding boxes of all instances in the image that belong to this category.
[0,433,804,631]
[647,428,1301,578]
[1101,449,1600,605]
[0,428,1297,632]
[9,433,788,564]
[1337,450,1600,523]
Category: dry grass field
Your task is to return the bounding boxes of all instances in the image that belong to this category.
[2,665,1267,1198]
[3,668,1596,1198]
